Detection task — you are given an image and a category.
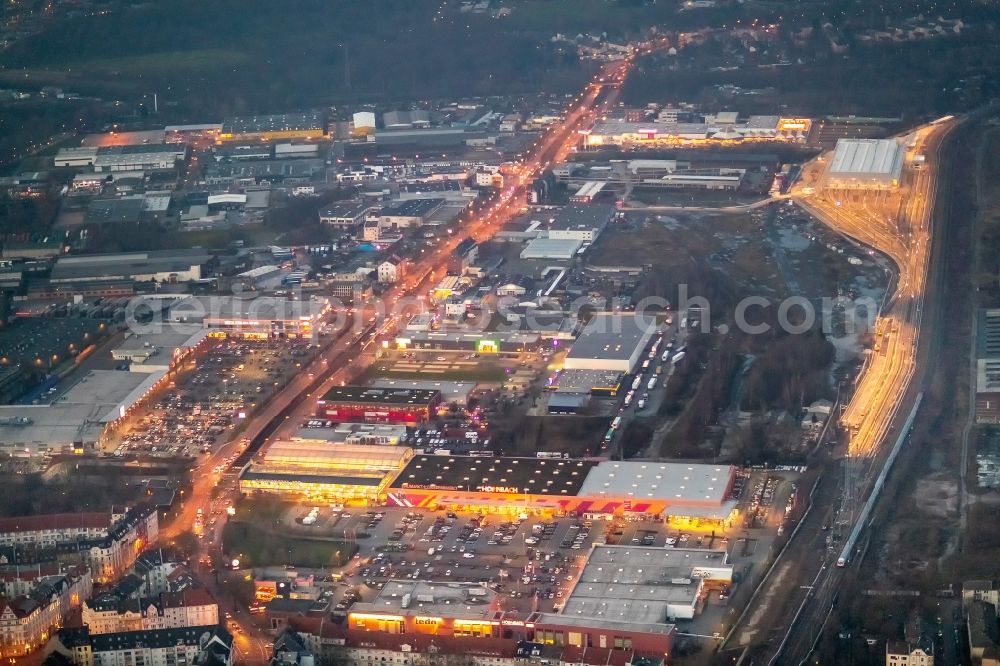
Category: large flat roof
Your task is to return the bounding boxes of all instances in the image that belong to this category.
[57,370,157,410]
[351,579,498,620]
[51,250,209,281]
[533,613,674,636]
[223,113,324,134]
[829,139,904,177]
[548,204,614,232]
[296,422,409,444]
[566,314,657,362]
[262,440,411,470]
[390,455,597,496]
[579,461,734,506]
[590,120,714,138]
[380,198,445,218]
[0,403,109,448]
[168,295,326,323]
[240,470,385,486]
[0,370,164,449]
[561,545,732,624]
[320,201,372,219]
[370,379,476,403]
[83,198,145,225]
[112,325,207,356]
[554,369,624,394]
[94,143,185,157]
[319,386,441,406]
[397,331,539,345]
[977,309,1000,359]
[520,238,582,260]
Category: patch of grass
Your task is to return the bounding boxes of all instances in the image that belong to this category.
[222,521,357,569]
[232,495,290,523]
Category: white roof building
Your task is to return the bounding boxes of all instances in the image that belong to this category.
[520,237,583,260]
[563,313,657,373]
[579,461,736,515]
[563,545,733,622]
[826,138,905,189]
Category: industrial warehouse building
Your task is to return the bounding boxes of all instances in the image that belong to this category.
[54,144,188,172]
[378,198,445,228]
[220,113,326,142]
[975,309,1000,423]
[319,201,374,229]
[520,238,583,260]
[0,370,168,455]
[166,295,329,338]
[393,331,540,354]
[543,204,613,242]
[315,387,443,425]
[239,441,413,503]
[110,325,209,373]
[236,443,738,522]
[346,578,677,656]
[582,116,810,148]
[295,422,409,446]
[825,138,905,189]
[49,250,210,284]
[564,545,733,622]
[387,457,737,524]
[563,314,657,374]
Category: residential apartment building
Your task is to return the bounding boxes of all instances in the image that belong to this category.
[82,588,219,634]
[48,625,233,666]
[0,506,159,585]
[886,642,934,665]
[0,513,118,549]
[0,568,92,658]
[377,259,402,284]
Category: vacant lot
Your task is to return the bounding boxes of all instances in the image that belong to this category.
[222,521,357,568]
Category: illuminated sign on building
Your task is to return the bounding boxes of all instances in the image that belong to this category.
[778,118,812,131]
[476,339,499,354]
[414,617,442,626]
[477,485,520,494]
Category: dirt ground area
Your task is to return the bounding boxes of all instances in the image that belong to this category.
[589,207,887,308]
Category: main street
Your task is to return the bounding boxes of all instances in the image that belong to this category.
[151,58,633,665]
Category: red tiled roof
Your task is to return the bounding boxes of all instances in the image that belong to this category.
[0,563,63,582]
[0,513,112,534]
[179,587,216,608]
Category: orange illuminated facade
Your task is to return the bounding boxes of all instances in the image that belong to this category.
[346,609,674,657]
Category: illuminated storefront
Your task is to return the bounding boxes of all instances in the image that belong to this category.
[238,470,388,504]
[350,611,504,638]
[385,458,738,525]
[316,387,442,426]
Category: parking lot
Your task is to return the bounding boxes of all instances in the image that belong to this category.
[109,338,319,457]
[259,466,801,635]
[0,316,110,369]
